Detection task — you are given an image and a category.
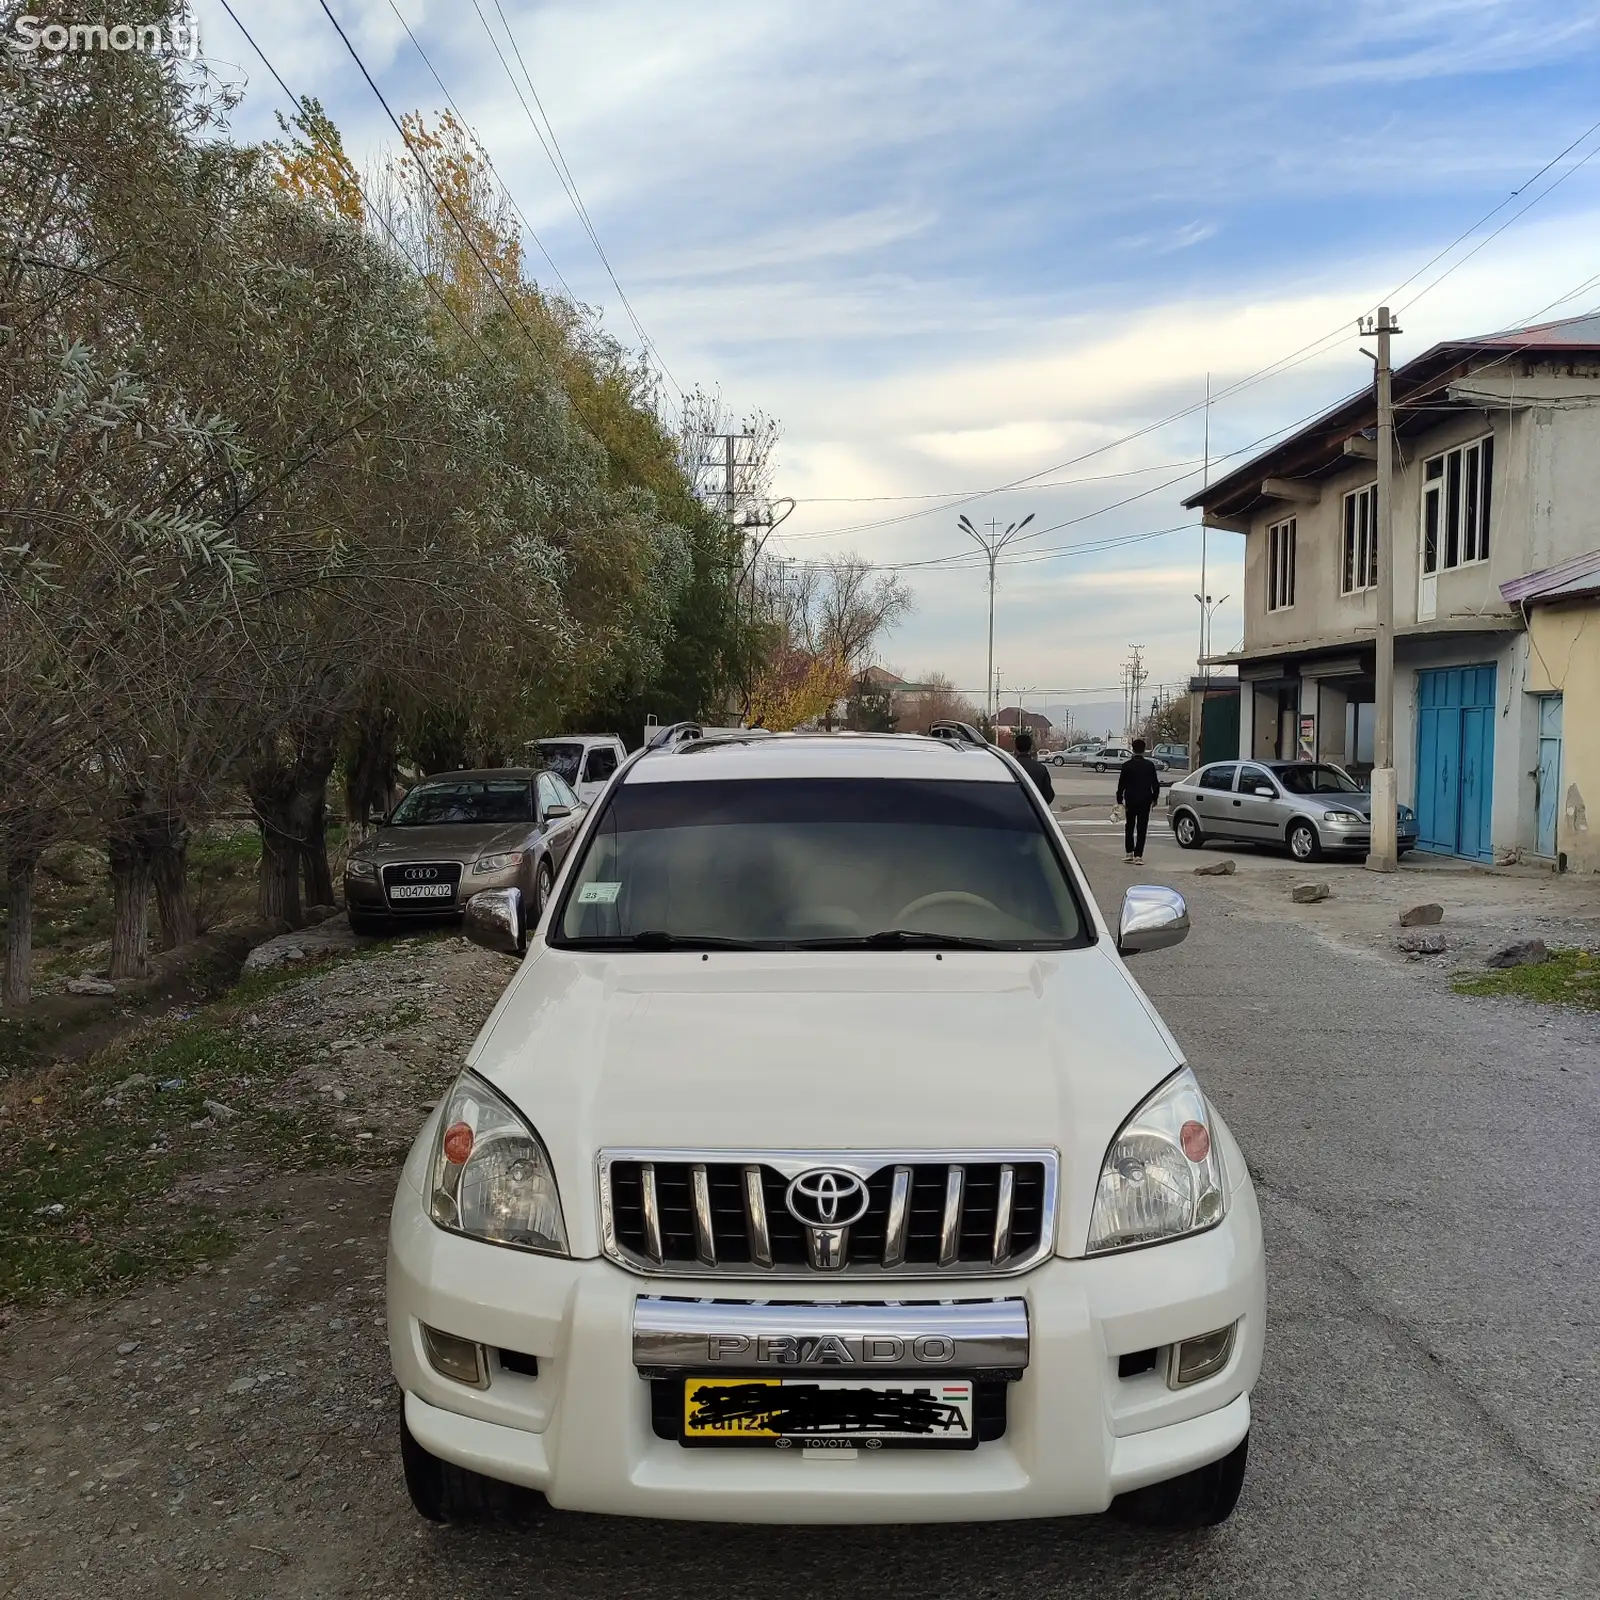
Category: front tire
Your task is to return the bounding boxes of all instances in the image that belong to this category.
[1110,1432,1248,1529]
[1173,810,1205,850]
[1093,761,1107,773]
[532,856,555,920]
[1288,820,1322,862]
[400,1400,522,1524]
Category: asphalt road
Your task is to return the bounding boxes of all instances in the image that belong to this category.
[354,843,1600,1599]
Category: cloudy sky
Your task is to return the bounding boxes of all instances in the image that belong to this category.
[201,0,1600,726]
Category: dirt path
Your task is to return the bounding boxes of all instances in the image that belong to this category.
[0,934,515,1599]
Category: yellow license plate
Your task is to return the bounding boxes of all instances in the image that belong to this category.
[682,1377,975,1442]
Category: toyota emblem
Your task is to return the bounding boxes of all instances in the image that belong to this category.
[785,1168,870,1229]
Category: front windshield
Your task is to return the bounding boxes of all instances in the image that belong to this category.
[553,777,1088,949]
[388,779,533,826]
[537,742,584,783]
[1276,763,1362,796]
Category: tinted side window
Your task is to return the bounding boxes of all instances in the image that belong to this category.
[1197,764,1238,792]
[584,745,618,782]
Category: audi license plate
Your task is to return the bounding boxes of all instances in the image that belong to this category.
[682,1377,975,1447]
[387,882,453,900]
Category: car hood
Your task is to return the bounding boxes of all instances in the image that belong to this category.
[459,943,1187,1260]
[354,822,530,860]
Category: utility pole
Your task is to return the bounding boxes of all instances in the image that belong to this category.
[1362,307,1401,872]
[958,512,1034,734]
[1126,645,1148,737]
[1189,373,1211,771]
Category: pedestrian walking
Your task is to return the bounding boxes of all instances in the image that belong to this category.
[1012,730,1055,805]
[1116,738,1162,864]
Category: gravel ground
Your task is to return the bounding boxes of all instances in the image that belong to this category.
[2,858,1597,1599]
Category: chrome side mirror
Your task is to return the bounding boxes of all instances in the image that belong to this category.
[464,887,525,958]
[1117,885,1190,956]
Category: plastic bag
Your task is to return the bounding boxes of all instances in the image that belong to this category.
[1110,805,1125,823]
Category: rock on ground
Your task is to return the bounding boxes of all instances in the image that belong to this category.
[1487,937,1550,969]
[1400,903,1444,928]
[241,920,364,974]
[1398,931,1447,954]
[1193,859,1237,876]
[1292,882,1332,903]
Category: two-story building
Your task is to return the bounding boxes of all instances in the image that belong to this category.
[1185,314,1600,864]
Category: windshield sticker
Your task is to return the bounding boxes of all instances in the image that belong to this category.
[577,881,622,904]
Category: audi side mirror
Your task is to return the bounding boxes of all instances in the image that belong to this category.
[1117,885,1190,957]
[464,887,525,958]
[544,804,572,822]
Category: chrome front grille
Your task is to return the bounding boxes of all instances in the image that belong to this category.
[598,1150,1057,1279]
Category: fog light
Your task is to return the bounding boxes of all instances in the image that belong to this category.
[421,1323,489,1388]
[1167,1322,1236,1388]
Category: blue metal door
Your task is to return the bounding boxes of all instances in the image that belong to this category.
[1536,695,1563,857]
[1415,666,1496,860]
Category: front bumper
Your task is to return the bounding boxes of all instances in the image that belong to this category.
[387,1173,1265,1523]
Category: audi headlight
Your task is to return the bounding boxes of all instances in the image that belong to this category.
[472,851,525,875]
[428,1072,568,1255]
[345,858,377,880]
[1087,1067,1226,1254]
[1323,808,1363,825]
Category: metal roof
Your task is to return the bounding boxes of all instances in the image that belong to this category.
[1500,547,1600,606]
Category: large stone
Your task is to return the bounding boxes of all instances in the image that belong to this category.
[1399,903,1444,928]
[1486,937,1548,970]
[1291,882,1331,904]
[1192,859,1237,876]
[66,974,116,996]
[1397,931,1446,954]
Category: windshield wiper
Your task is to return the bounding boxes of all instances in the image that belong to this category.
[794,929,1008,950]
[565,930,766,951]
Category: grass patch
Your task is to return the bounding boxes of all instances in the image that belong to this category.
[1452,947,1600,1010]
[0,968,382,1306]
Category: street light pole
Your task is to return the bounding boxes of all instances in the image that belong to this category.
[959,512,1034,734]
[1363,306,1401,873]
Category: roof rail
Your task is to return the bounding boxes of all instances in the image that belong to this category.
[645,720,703,750]
[927,720,990,748]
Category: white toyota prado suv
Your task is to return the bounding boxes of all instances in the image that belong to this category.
[387,731,1265,1528]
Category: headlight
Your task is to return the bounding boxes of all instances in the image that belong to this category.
[1087,1067,1227,1254]
[345,858,376,880]
[1323,808,1363,825]
[427,1072,568,1256]
[472,851,525,874]
[1399,806,1415,823]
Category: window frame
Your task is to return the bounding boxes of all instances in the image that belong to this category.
[1266,518,1297,612]
[1341,483,1378,595]
[1421,433,1493,574]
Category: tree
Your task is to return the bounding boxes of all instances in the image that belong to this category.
[844,672,897,732]
[893,673,984,735]
[1140,694,1192,749]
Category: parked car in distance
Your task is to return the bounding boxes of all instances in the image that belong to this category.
[1152,744,1191,772]
[533,735,627,806]
[391,732,1264,1531]
[343,768,584,935]
[1165,759,1418,861]
[1090,744,1133,773]
[1051,741,1112,768]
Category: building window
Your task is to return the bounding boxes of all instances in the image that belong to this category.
[1342,484,1378,594]
[1267,518,1296,611]
[1422,435,1493,573]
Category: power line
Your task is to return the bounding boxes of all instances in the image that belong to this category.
[382,0,588,311]
[792,113,1600,546]
[474,0,685,405]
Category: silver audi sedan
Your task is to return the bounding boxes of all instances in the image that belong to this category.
[1166,758,1418,861]
[343,768,585,935]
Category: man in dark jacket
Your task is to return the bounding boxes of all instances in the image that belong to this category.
[1116,739,1162,864]
[1012,730,1055,804]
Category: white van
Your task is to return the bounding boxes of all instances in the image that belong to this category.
[533,735,626,806]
